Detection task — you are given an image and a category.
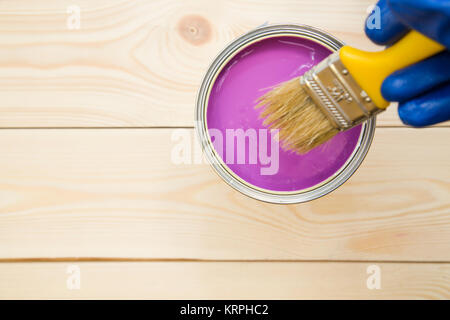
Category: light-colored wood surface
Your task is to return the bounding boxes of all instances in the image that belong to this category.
[0,0,444,128]
[1,262,449,299]
[0,0,449,299]
[0,128,449,261]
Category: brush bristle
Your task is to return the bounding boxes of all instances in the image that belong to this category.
[256,77,339,154]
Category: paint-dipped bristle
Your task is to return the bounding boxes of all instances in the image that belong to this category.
[256,77,339,154]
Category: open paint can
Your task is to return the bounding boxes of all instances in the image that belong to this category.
[196,24,375,204]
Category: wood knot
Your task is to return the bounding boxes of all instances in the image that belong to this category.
[177,15,211,46]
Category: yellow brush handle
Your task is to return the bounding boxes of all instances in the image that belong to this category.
[339,30,445,109]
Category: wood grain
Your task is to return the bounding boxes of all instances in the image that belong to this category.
[0,128,448,261]
[0,262,448,299]
[0,0,437,128]
[0,0,449,300]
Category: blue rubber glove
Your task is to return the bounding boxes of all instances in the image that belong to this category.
[365,0,450,127]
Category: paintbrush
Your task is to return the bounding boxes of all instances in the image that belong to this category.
[256,30,445,154]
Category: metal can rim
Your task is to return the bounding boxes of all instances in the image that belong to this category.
[195,24,376,204]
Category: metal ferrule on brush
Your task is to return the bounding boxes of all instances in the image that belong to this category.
[300,51,384,130]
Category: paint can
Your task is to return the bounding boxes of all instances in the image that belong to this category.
[196,24,375,204]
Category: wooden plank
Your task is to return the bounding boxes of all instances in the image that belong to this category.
[0,0,440,128]
[0,261,448,299]
[0,128,448,261]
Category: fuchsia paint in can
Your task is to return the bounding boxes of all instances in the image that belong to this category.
[196,25,375,203]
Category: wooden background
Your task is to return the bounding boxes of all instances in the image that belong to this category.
[0,0,449,299]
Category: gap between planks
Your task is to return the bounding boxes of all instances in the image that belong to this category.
[1,258,450,264]
[0,125,448,129]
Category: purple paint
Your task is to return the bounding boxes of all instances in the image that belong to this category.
[207,36,362,192]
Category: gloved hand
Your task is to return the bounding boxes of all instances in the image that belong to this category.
[365,0,450,126]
